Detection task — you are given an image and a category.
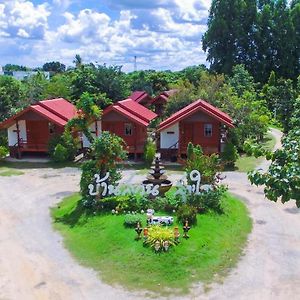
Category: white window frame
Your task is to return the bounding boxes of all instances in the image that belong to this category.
[124,123,133,136]
[204,123,213,137]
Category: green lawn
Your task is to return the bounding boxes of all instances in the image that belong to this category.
[0,166,24,176]
[52,193,252,295]
[235,131,276,172]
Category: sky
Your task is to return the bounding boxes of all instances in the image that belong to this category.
[0,0,211,72]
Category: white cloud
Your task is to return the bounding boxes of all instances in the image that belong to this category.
[0,0,50,39]
[0,0,211,71]
[174,0,209,22]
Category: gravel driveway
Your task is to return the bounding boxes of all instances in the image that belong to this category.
[0,128,300,300]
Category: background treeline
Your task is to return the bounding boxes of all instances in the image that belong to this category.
[0,61,299,149]
[203,0,300,82]
[0,0,299,152]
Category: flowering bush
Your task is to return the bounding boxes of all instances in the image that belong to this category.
[144,225,176,252]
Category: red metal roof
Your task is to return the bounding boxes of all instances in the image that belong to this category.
[129,91,153,105]
[39,98,77,121]
[152,89,178,105]
[158,99,234,131]
[0,98,77,129]
[103,99,157,127]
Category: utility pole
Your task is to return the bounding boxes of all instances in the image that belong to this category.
[134,55,137,72]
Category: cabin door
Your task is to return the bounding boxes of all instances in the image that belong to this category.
[26,120,49,147]
[180,123,194,152]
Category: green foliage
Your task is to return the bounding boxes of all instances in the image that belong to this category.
[0,75,27,122]
[53,144,68,162]
[0,131,8,147]
[52,192,251,292]
[164,80,196,117]
[144,139,156,166]
[261,77,297,132]
[186,143,221,184]
[188,186,227,213]
[3,64,29,72]
[203,0,299,82]
[43,73,72,99]
[23,72,49,102]
[202,0,257,75]
[124,214,143,228]
[42,61,66,74]
[0,146,8,160]
[48,131,79,162]
[144,225,176,252]
[243,139,266,157]
[80,160,99,207]
[220,143,238,167]
[80,132,127,207]
[66,92,102,144]
[228,65,255,97]
[176,204,197,225]
[248,97,300,206]
[71,63,129,102]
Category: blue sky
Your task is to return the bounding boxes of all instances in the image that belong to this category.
[0,0,211,71]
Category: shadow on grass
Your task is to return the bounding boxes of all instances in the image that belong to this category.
[54,200,91,227]
[223,165,239,171]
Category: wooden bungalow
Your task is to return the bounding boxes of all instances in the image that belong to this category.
[0,98,77,158]
[152,89,178,116]
[129,91,153,107]
[102,99,157,158]
[157,99,234,160]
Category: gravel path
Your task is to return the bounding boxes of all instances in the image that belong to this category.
[0,128,300,300]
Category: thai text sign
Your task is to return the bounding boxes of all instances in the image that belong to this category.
[88,170,212,199]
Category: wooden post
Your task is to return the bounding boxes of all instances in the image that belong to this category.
[16,120,21,159]
[95,121,98,137]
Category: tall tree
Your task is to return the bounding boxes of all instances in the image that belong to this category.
[0,76,26,121]
[202,0,257,75]
[71,64,129,103]
[42,61,66,74]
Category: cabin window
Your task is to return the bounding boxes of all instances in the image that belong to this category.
[124,123,133,136]
[49,123,55,134]
[204,124,213,137]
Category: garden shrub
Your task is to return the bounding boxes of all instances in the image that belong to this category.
[220,142,238,168]
[48,131,79,162]
[187,185,227,213]
[144,225,176,252]
[0,146,8,160]
[124,214,143,228]
[0,131,8,147]
[80,132,127,208]
[186,143,221,184]
[144,139,156,166]
[53,144,68,162]
[80,160,98,207]
[176,204,197,225]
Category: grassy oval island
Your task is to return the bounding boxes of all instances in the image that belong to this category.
[51,193,252,295]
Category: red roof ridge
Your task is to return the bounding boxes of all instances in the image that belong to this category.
[117,99,157,122]
[159,99,234,131]
[0,98,76,129]
[38,98,69,121]
[103,98,157,127]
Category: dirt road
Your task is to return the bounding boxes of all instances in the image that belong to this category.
[0,128,299,300]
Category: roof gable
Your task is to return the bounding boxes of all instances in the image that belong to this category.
[39,98,77,121]
[0,98,76,129]
[129,91,153,105]
[158,99,234,131]
[103,99,157,127]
